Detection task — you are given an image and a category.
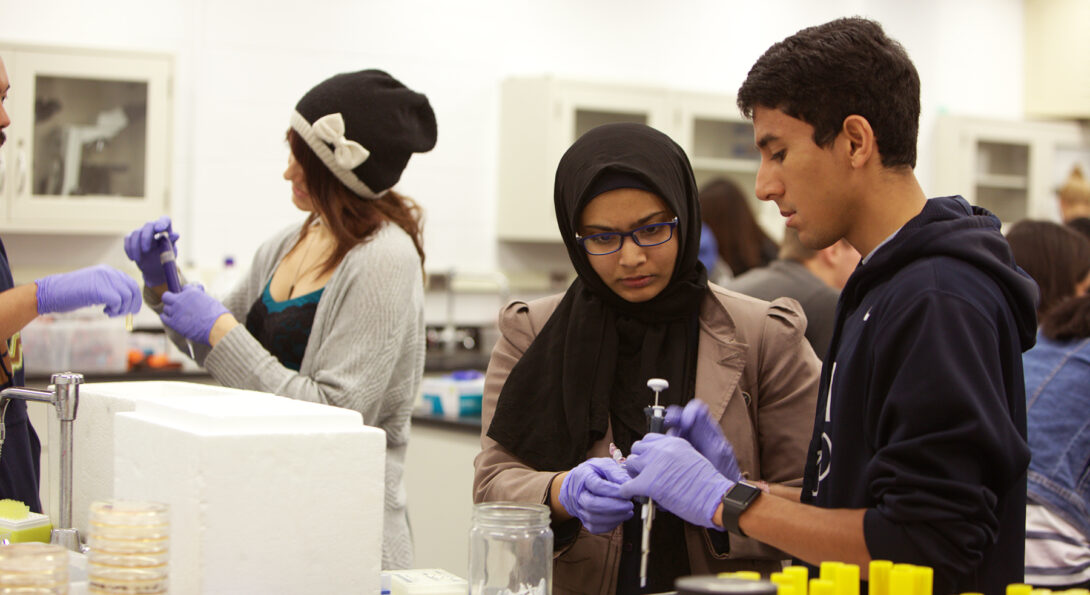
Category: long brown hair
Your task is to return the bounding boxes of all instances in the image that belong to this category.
[1006,219,1090,318]
[699,177,776,276]
[287,129,425,275]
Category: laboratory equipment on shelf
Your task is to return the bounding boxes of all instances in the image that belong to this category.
[0,372,84,552]
[639,377,669,588]
[468,502,552,595]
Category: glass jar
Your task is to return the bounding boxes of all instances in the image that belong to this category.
[86,500,169,594]
[0,542,69,594]
[469,502,552,595]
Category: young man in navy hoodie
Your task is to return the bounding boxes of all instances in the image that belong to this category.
[619,17,1039,595]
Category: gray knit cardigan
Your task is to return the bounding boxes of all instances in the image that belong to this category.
[150,221,425,569]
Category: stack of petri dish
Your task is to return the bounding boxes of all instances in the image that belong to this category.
[0,542,69,593]
[86,500,169,594]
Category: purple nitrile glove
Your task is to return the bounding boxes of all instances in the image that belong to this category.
[664,400,743,483]
[160,284,230,345]
[124,216,179,287]
[35,265,141,317]
[558,457,634,534]
[619,434,734,530]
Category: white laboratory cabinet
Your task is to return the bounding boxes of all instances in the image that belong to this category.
[0,44,172,234]
[496,77,775,242]
[933,115,1084,226]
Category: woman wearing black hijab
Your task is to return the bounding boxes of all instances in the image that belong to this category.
[473,123,820,594]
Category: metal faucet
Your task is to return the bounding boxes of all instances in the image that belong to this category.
[0,372,84,552]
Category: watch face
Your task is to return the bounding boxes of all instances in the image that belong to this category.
[727,482,762,506]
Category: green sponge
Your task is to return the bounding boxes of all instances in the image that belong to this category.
[0,499,52,543]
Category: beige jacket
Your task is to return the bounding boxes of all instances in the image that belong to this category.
[472,284,821,595]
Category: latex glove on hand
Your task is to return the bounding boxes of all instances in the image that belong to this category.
[124,216,179,287]
[160,285,230,345]
[36,265,141,317]
[619,434,734,530]
[664,400,743,482]
[558,457,634,534]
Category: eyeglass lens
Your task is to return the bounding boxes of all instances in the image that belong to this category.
[583,221,675,255]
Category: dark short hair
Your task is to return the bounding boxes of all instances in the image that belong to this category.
[1006,219,1090,318]
[737,17,921,169]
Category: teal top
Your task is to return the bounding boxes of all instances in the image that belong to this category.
[243,280,325,371]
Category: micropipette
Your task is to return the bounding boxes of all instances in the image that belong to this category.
[154,231,196,359]
[639,377,669,588]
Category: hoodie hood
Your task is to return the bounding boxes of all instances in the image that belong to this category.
[841,196,1039,351]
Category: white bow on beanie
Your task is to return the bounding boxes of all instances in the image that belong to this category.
[312,113,370,170]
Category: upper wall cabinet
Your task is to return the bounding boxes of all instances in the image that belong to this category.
[933,115,1084,225]
[0,44,172,234]
[496,77,775,242]
[1024,0,1090,119]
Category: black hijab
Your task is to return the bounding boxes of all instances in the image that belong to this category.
[487,123,708,471]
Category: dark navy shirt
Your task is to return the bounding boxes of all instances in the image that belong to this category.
[244,280,324,371]
[0,237,42,512]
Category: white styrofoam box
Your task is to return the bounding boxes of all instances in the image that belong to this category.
[418,374,485,419]
[48,381,245,533]
[54,381,385,595]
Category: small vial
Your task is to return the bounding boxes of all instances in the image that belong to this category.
[125,313,134,332]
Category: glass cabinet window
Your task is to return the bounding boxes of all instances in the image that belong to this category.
[692,119,759,161]
[574,109,648,139]
[32,76,147,199]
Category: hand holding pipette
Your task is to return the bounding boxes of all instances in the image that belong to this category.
[664,399,744,482]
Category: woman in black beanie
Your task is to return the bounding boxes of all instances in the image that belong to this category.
[473,123,820,594]
[125,69,435,569]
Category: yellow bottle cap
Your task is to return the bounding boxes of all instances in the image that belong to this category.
[820,562,844,584]
[836,564,859,595]
[811,578,835,595]
[912,566,933,595]
[1006,586,1033,595]
[889,565,915,595]
[869,560,893,595]
[785,566,809,595]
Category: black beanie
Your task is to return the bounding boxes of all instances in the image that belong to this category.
[291,69,437,199]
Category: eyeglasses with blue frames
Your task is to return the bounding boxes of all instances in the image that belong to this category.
[575,218,679,256]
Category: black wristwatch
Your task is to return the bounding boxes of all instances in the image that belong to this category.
[720,481,762,536]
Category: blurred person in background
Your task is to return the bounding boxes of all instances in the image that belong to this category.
[1067,214,1090,243]
[1056,165,1090,225]
[726,227,859,359]
[699,177,778,282]
[1006,219,1090,590]
[125,69,435,569]
[0,55,141,512]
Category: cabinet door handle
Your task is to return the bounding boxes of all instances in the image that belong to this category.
[15,146,27,195]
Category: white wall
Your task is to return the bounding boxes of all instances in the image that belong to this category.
[0,0,1025,279]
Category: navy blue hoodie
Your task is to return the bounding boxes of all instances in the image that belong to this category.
[800,196,1038,595]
